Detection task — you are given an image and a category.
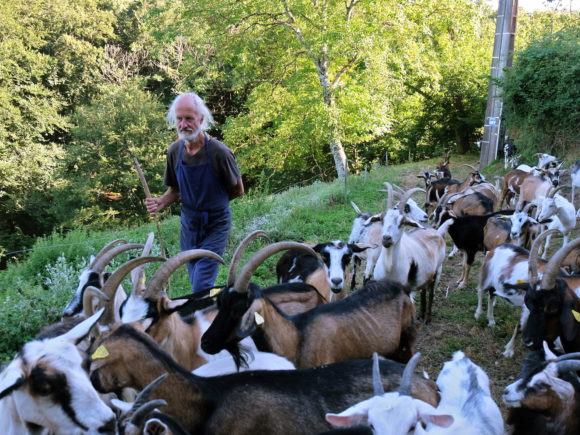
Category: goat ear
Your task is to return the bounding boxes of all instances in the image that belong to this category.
[159,295,188,313]
[325,412,368,427]
[237,300,263,338]
[402,216,424,229]
[421,413,454,428]
[0,358,25,400]
[350,243,373,253]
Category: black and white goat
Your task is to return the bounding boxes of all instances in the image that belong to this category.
[0,309,116,434]
[504,141,518,169]
[503,343,580,435]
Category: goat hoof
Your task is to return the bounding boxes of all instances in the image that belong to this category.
[456,281,466,289]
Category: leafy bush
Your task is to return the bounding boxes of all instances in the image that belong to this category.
[502,27,580,155]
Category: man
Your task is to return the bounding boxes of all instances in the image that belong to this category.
[146,92,244,292]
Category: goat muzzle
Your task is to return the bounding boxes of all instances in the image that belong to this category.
[382,236,393,248]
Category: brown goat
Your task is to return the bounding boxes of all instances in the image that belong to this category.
[90,324,438,435]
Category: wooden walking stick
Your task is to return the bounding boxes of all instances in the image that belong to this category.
[132,156,167,259]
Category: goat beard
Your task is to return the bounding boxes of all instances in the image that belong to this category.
[225,343,253,371]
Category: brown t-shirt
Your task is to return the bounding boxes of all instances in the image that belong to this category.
[164,136,241,191]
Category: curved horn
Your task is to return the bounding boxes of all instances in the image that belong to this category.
[227,231,271,287]
[384,183,394,210]
[548,185,565,198]
[90,243,145,273]
[234,242,318,293]
[351,201,363,216]
[555,352,580,362]
[398,188,425,214]
[130,399,168,427]
[82,286,109,317]
[145,250,225,299]
[390,183,405,194]
[89,239,127,268]
[462,164,478,171]
[522,202,535,214]
[131,233,156,296]
[99,256,167,325]
[132,373,168,411]
[528,229,561,288]
[398,353,421,396]
[540,238,580,291]
[372,353,384,396]
[555,361,580,375]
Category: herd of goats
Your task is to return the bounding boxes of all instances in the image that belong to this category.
[1,152,580,434]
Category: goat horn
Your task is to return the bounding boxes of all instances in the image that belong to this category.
[548,185,566,198]
[372,353,384,396]
[555,361,580,375]
[90,243,145,273]
[351,201,363,216]
[398,188,425,214]
[145,250,225,299]
[384,183,394,210]
[132,373,168,411]
[82,286,109,317]
[227,230,271,287]
[130,399,168,427]
[99,256,167,325]
[398,353,421,396]
[390,183,405,194]
[462,164,478,171]
[522,202,535,214]
[555,352,580,362]
[131,232,157,296]
[89,239,127,268]
[233,242,318,294]
[540,238,580,291]
[528,229,561,288]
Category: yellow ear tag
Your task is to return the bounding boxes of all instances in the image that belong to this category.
[91,345,109,360]
[210,288,223,298]
[516,280,528,284]
[254,312,265,325]
[572,310,580,322]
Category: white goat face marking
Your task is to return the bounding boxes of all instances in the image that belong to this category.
[405,199,428,223]
[503,363,574,408]
[6,336,114,433]
[509,212,533,241]
[536,197,557,222]
[121,294,150,323]
[321,241,350,291]
[348,216,367,244]
[63,269,93,316]
[381,210,404,247]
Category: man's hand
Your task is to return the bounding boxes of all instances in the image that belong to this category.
[145,197,164,215]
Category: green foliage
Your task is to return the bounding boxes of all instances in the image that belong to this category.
[502,26,580,155]
[50,80,173,229]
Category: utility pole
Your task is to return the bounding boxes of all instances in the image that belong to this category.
[480,0,518,168]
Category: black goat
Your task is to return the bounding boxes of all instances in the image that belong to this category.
[436,209,515,288]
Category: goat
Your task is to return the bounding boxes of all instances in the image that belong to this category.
[508,203,539,249]
[521,237,580,353]
[201,241,417,366]
[536,186,577,255]
[326,352,503,435]
[475,230,557,357]
[0,309,116,434]
[504,141,518,169]
[435,152,452,179]
[503,343,580,435]
[276,240,372,300]
[373,185,448,323]
[435,209,514,288]
[499,169,531,209]
[348,190,428,290]
[62,239,145,317]
[90,323,438,435]
[515,163,562,212]
[482,215,512,251]
[534,153,558,169]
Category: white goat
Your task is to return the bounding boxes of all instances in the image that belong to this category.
[192,351,295,376]
[373,185,449,323]
[326,352,503,435]
[0,309,116,434]
[536,188,577,255]
[571,159,580,206]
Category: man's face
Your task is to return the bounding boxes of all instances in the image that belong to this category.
[175,96,203,142]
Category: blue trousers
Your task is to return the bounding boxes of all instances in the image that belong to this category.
[180,209,231,293]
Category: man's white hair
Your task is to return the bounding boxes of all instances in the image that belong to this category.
[166,92,214,131]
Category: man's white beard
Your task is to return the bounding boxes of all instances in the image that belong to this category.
[178,126,202,142]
